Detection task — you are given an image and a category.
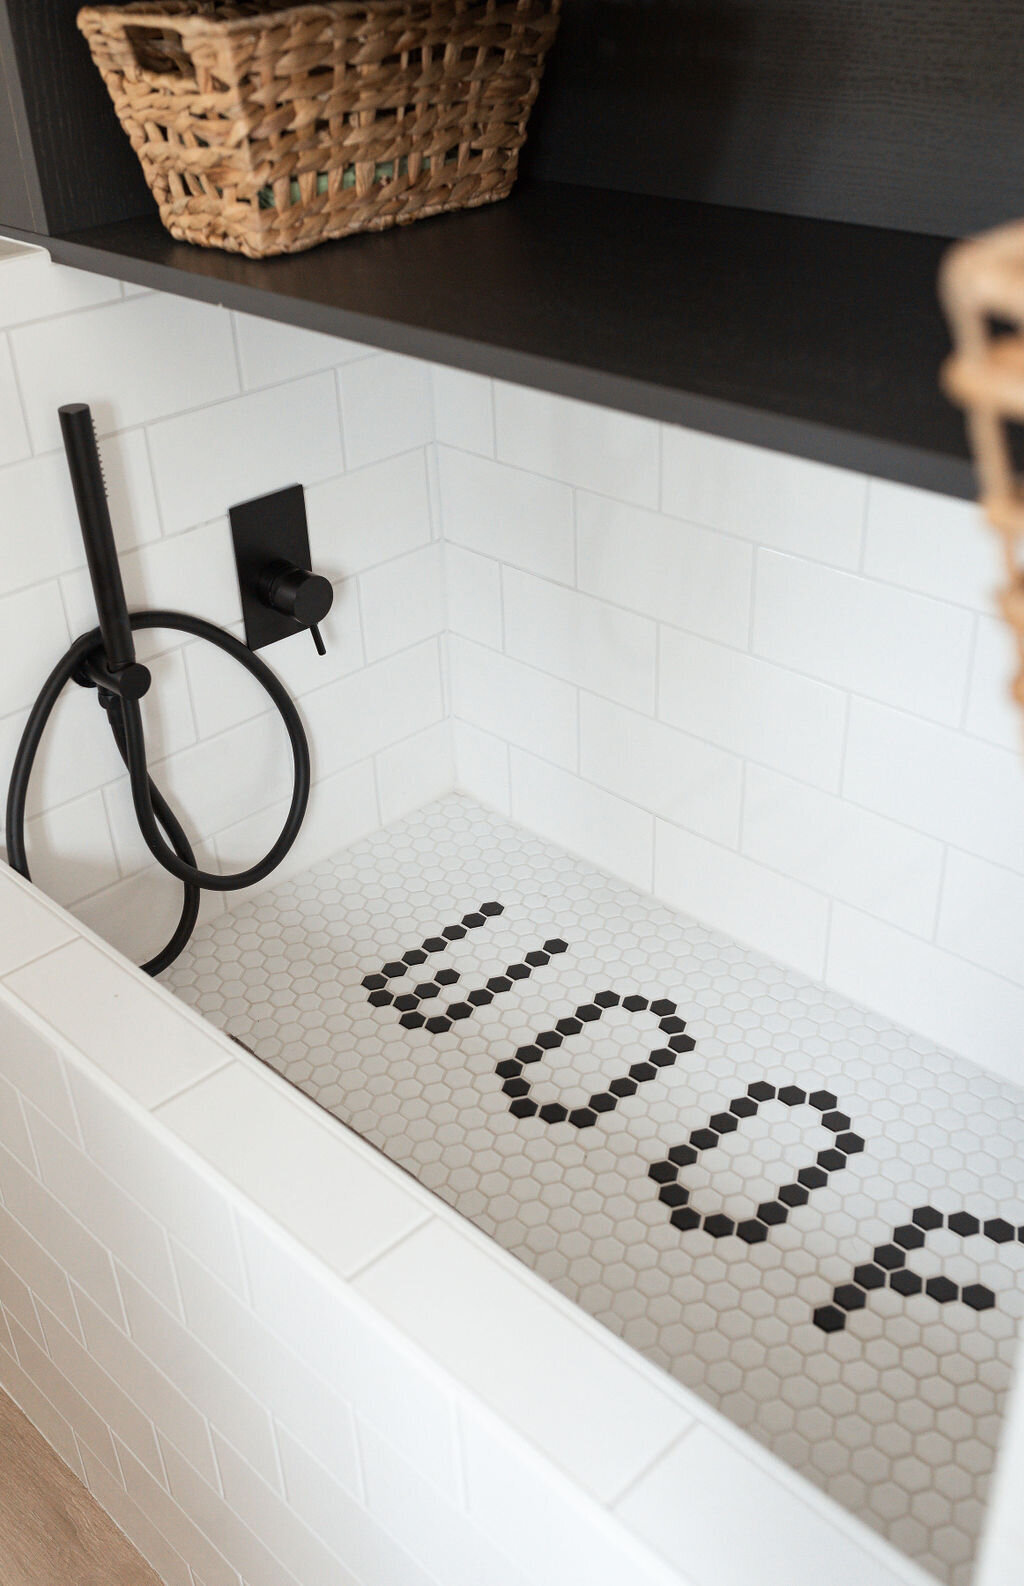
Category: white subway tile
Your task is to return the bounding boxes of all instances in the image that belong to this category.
[504,567,656,712]
[75,1284,220,1487]
[580,692,742,847]
[0,580,70,718]
[0,336,30,463]
[936,849,1024,988]
[0,1199,79,1351]
[71,866,225,971]
[61,517,243,650]
[0,990,80,1139]
[157,1062,428,1277]
[0,1343,85,1482]
[0,1251,46,1347]
[272,1425,433,1586]
[360,542,444,661]
[359,1419,534,1586]
[827,904,1024,1084]
[658,628,846,791]
[577,492,753,647]
[461,1408,680,1586]
[0,249,122,327]
[238,1216,461,1496]
[216,1431,373,1586]
[161,1436,314,1586]
[376,721,454,824]
[964,613,1021,751]
[4,937,231,1106]
[0,428,160,596]
[119,1267,280,1488]
[300,639,444,781]
[180,585,360,743]
[431,365,494,455]
[742,766,944,937]
[232,311,367,389]
[616,1424,905,1586]
[103,709,293,860]
[510,751,654,891]
[453,719,510,812]
[212,755,380,890]
[67,1065,247,1295]
[78,1440,196,1586]
[306,451,432,576]
[437,446,574,581]
[4,687,125,819]
[147,373,343,535]
[116,1437,243,1586]
[655,821,829,980]
[12,294,240,452]
[0,884,74,976]
[28,1099,179,1308]
[450,636,578,770]
[0,1142,124,1324]
[661,427,866,569]
[495,382,659,507]
[0,1069,33,1170]
[355,1218,688,1500]
[337,352,433,469]
[14,789,117,909]
[753,550,973,725]
[843,698,1024,874]
[443,542,502,644]
[6,1315,120,1477]
[174,1245,360,1491]
[864,479,999,611]
[37,1300,165,1479]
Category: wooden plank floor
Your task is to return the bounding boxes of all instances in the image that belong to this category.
[0,1386,161,1586]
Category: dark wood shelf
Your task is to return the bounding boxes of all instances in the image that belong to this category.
[5,181,971,498]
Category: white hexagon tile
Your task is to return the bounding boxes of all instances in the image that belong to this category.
[162,794,1024,1584]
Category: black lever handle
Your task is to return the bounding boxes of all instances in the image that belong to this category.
[259,561,334,655]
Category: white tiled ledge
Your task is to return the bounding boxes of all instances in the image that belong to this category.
[0,858,945,1586]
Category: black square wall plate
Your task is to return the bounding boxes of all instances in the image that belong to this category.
[229,483,312,652]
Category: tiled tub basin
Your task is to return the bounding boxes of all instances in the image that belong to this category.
[0,797,1017,1586]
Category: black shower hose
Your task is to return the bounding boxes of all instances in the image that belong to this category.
[5,609,311,978]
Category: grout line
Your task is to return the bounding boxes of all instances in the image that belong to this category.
[609,1422,698,1510]
[4,328,36,455]
[344,1212,433,1283]
[150,1057,236,1116]
[959,612,981,731]
[930,843,951,945]
[140,424,168,537]
[226,310,245,393]
[332,366,348,473]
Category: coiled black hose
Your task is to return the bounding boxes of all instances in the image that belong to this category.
[5,610,310,977]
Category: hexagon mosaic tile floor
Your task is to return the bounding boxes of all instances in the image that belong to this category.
[161,794,1024,1584]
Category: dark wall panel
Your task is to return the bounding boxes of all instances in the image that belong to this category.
[526,0,1024,237]
[2,0,154,234]
[0,8,40,231]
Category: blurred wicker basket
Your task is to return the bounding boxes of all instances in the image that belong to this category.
[77,0,560,257]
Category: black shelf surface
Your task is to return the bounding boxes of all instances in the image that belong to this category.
[17,180,971,498]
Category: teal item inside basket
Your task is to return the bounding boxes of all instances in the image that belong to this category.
[258,152,457,208]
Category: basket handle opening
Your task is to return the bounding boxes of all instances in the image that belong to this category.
[124,25,197,81]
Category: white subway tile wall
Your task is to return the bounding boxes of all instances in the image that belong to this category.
[3,244,1021,1085]
[0,247,448,977]
[0,871,931,1586]
[435,369,1024,1087]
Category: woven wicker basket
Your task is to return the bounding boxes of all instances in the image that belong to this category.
[77,0,560,258]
